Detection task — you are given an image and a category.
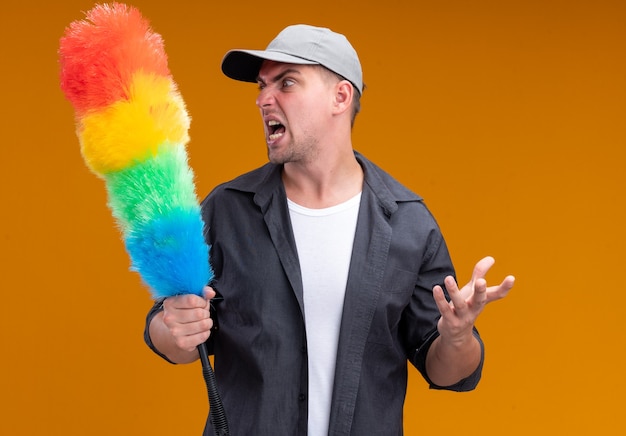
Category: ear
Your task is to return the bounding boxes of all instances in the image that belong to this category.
[332,80,354,116]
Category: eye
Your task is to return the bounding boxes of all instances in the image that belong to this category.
[257,82,266,91]
[282,79,295,88]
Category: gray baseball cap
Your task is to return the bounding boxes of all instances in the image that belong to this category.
[221,24,363,95]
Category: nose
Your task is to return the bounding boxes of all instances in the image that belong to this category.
[256,86,275,109]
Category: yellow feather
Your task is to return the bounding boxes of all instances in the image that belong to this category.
[79,72,190,175]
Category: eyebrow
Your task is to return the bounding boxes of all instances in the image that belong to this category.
[256,67,303,85]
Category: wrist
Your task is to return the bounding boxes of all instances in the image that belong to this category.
[437,328,478,353]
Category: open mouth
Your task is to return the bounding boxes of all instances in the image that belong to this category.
[268,120,285,141]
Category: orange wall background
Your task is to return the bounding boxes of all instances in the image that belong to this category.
[1,0,624,434]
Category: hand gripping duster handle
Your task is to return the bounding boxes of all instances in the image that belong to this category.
[58,3,228,434]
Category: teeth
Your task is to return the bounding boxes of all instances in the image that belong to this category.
[268,120,280,126]
[269,132,283,141]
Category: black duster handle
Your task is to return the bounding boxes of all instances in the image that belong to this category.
[198,342,229,436]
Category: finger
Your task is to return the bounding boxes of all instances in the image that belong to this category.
[443,275,460,295]
[162,295,211,325]
[433,285,454,316]
[503,275,516,289]
[186,317,214,336]
[444,275,468,310]
[468,277,488,309]
[475,277,488,296]
[471,256,496,285]
[164,305,213,337]
[167,293,208,310]
[485,275,516,303]
[177,328,213,352]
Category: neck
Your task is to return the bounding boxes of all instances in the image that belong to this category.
[283,150,363,209]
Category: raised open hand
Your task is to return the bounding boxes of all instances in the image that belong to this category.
[433,256,515,345]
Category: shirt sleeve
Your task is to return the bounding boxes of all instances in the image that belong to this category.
[404,220,485,392]
[143,298,176,365]
[413,327,485,392]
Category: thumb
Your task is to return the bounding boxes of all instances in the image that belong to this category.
[203,286,217,300]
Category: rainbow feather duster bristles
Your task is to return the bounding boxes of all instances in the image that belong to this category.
[59,6,229,433]
[58,2,212,298]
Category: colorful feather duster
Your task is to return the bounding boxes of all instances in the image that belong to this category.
[58,2,211,298]
[59,4,228,434]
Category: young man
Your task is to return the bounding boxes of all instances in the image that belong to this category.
[145,24,515,436]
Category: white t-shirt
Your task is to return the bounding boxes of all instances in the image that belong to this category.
[288,192,361,436]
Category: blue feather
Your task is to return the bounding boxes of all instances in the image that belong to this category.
[124,206,213,298]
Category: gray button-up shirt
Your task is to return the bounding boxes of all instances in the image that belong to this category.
[145,152,483,435]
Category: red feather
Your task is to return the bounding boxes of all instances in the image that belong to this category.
[59,2,170,114]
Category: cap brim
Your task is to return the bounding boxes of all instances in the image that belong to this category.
[221,49,318,83]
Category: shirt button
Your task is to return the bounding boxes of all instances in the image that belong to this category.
[298,394,306,401]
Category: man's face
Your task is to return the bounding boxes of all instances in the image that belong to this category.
[256,61,335,165]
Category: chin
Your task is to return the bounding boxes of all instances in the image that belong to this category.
[267,146,288,165]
